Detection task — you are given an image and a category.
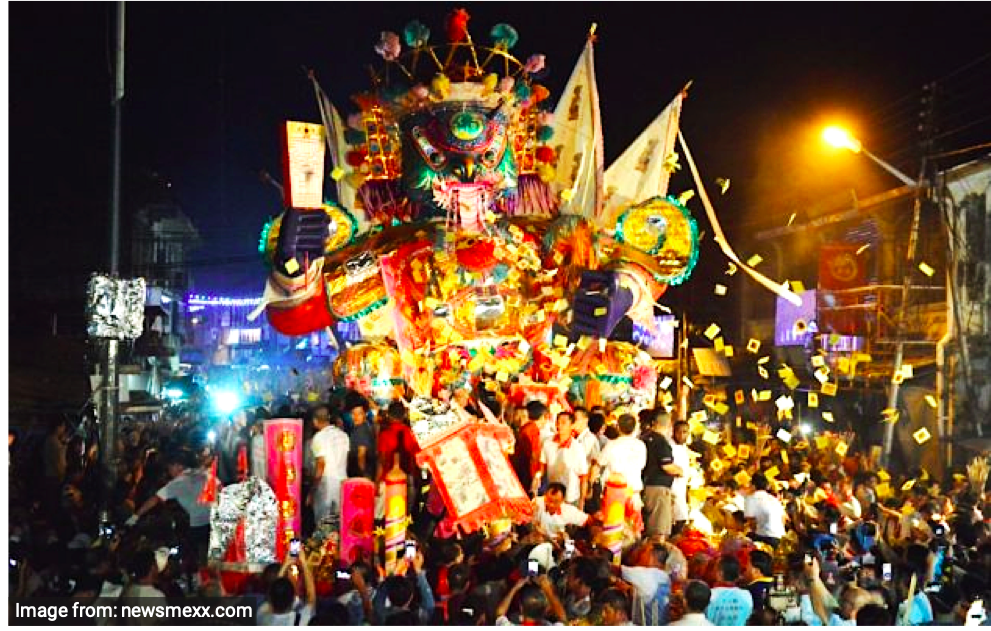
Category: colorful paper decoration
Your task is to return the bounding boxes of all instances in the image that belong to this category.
[415,422,532,534]
[340,478,376,565]
[602,473,628,565]
[383,466,408,575]
[264,418,303,558]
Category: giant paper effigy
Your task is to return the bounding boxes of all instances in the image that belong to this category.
[251,12,704,532]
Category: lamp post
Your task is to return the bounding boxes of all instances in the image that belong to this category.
[822,126,917,187]
[822,126,926,469]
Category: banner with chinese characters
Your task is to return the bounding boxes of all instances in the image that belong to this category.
[264,418,303,558]
[282,121,326,210]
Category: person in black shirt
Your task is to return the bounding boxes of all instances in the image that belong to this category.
[746,549,775,612]
[641,409,682,539]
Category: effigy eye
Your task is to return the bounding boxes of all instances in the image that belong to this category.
[451,111,485,140]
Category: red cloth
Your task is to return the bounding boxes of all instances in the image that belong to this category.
[377,421,421,478]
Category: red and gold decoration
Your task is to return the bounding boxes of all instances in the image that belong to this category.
[382,465,408,575]
[264,418,303,559]
[340,478,376,565]
[415,421,532,534]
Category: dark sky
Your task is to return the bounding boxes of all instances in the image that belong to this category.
[10,3,991,305]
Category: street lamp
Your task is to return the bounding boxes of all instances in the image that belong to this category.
[822,125,928,469]
[821,125,917,187]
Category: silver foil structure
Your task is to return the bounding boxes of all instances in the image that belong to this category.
[86,274,147,340]
[208,476,278,565]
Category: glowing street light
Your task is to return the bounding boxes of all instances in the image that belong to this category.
[821,125,917,187]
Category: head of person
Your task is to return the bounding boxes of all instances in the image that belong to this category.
[588,412,606,436]
[749,549,773,580]
[519,584,549,622]
[683,579,711,614]
[544,482,567,514]
[387,400,408,425]
[439,541,465,566]
[526,400,548,425]
[573,406,589,432]
[567,557,599,599]
[717,554,742,584]
[753,472,770,492]
[838,585,875,621]
[556,412,575,441]
[856,603,893,626]
[598,588,631,625]
[164,451,189,478]
[382,575,415,610]
[128,549,159,585]
[616,414,637,437]
[673,420,689,445]
[350,400,369,426]
[268,576,296,614]
[312,404,330,430]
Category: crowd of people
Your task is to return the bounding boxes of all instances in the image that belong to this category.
[9,380,991,627]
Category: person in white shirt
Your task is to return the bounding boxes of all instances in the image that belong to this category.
[308,405,350,522]
[534,412,589,504]
[532,483,591,538]
[670,420,692,530]
[571,407,600,510]
[250,413,268,481]
[744,473,787,548]
[129,451,212,562]
[595,414,648,505]
[670,580,715,626]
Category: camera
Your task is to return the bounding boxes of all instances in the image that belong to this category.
[169,546,180,557]
[289,539,301,557]
[527,560,539,577]
[336,570,351,580]
[404,540,417,560]
[882,563,893,582]
[100,523,115,539]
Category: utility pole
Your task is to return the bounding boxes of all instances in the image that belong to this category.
[882,82,936,468]
[100,1,125,516]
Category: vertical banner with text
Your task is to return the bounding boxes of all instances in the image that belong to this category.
[264,418,303,559]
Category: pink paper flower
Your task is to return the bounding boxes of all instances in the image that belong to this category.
[374,31,402,61]
[524,54,546,74]
[498,76,515,94]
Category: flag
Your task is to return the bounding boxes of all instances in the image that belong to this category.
[819,243,865,290]
[603,92,684,219]
[309,73,358,212]
[550,36,604,219]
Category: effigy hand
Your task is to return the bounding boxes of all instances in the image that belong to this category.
[275,207,330,277]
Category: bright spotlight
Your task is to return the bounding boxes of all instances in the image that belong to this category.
[799,423,812,435]
[164,388,185,400]
[207,429,217,443]
[212,390,240,415]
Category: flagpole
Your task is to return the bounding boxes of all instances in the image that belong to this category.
[101,0,125,521]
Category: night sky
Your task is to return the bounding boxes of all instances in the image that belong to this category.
[9,2,991,309]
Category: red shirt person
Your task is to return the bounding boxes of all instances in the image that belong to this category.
[511,400,549,495]
[376,401,421,481]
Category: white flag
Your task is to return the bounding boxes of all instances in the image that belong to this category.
[310,75,358,212]
[603,92,684,220]
[550,37,603,219]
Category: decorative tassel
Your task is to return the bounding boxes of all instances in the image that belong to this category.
[198,456,219,504]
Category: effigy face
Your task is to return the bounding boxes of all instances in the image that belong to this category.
[401,97,518,225]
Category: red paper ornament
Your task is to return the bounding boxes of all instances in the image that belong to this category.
[535,146,555,164]
[198,456,219,504]
[346,149,367,167]
[446,8,471,43]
